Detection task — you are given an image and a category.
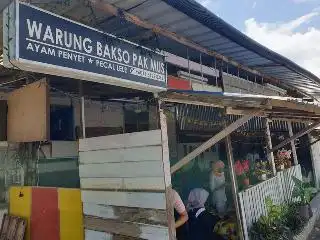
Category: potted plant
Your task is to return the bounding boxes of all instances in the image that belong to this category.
[234,160,250,189]
[255,161,271,181]
[276,149,292,170]
[292,176,316,219]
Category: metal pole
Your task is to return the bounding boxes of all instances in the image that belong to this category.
[225,133,244,240]
[287,121,298,165]
[264,118,276,175]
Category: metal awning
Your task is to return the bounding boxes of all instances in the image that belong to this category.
[160,90,320,120]
[0,0,320,99]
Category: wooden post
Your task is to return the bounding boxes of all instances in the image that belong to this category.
[268,119,320,153]
[287,121,298,165]
[158,100,175,240]
[308,134,320,189]
[225,134,244,240]
[264,118,276,175]
[79,80,86,138]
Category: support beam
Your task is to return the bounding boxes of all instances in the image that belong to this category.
[158,101,175,240]
[268,119,320,153]
[287,121,298,165]
[89,0,280,86]
[264,118,276,175]
[170,110,260,174]
[79,80,86,138]
[225,135,244,240]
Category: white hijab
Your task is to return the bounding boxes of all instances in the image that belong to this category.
[187,188,209,210]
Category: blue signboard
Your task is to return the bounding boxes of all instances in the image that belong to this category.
[3,2,166,91]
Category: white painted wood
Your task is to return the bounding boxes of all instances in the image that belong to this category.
[139,224,169,240]
[81,177,165,191]
[79,146,162,164]
[51,141,78,158]
[287,121,298,165]
[85,230,113,240]
[81,178,122,190]
[85,216,169,240]
[159,106,171,187]
[81,190,166,209]
[239,165,302,240]
[79,130,162,152]
[83,204,116,220]
[264,119,276,175]
[309,135,320,189]
[79,161,164,178]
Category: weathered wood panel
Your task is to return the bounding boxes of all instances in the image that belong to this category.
[79,146,162,164]
[83,204,167,226]
[80,177,165,191]
[85,216,169,240]
[79,161,164,178]
[85,230,139,240]
[79,129,171,240]
[7,79,49,142]
[79,130,162,152]
[85,230,113,240]
[81,191,166,210]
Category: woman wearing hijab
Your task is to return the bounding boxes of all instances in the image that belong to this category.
[187,188,223,240]
[210,160,227,216]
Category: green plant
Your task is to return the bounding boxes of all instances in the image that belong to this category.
[282,203,307,235]
[250,220,292,240]
[292,176,316,205]
[250,198,292,240]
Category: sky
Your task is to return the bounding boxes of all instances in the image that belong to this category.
[196,0,320,78]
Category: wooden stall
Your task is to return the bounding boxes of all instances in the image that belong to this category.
[79,130,174,240]
[159,90,320,240]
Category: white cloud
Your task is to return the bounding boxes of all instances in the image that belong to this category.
[244,10,320,78]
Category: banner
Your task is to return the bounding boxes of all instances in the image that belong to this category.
[3,2,167,92]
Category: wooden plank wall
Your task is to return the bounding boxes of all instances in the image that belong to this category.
[79,130,170,240]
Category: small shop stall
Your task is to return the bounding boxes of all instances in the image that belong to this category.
[158,90,320,239]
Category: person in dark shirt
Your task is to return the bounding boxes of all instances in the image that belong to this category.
[187,188,224,240]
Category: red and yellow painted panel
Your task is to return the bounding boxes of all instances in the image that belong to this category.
[9,187,83,240]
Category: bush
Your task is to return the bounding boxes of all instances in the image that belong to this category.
[282,203,307,235]
[250,198,307,240]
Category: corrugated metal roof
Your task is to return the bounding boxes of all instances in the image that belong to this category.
[0,0,319,98]
[175,103,306,133]
[160,90,320,120]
